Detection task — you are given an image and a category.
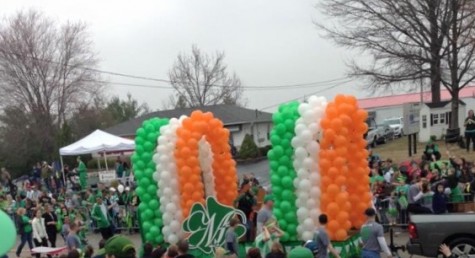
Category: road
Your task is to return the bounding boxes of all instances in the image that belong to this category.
[237,159,270,187]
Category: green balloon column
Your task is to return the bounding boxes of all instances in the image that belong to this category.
[131,118,169,245]
[267,101,300,241]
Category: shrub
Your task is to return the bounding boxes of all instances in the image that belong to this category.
[258,145,272,157]
[239,134,259,159]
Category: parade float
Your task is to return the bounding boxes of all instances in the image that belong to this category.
[131,94,371,257]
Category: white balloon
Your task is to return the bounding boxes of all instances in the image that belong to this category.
[168,234,179,245]
[291,137,303,148]
[297,208,309,220]
[152,172,160,182]
[307,198,316,208]
[303,158,313,170]
[295,123,306,136]
[303,218,314,228]
[299,179,311,191]
[308,95,318,105]
[298,103,310,115]
[310,187,321,197]
[310,209,320,220]
[297,225,303,235]
[301,130,312,143]
[166,203,177,213]
[170,220,181,232]
[295,147,307,159]
[162,214,172,224]
[306,141,319,155]
[162,226,170,236]
[302,231,314,241]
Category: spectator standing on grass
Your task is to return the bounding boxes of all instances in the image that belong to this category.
[256,195,274,235]
[464,109,475,152]
[360,208,392,258]
[32,210,50,258]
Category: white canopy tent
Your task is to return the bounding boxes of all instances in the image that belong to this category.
[59,129,135,182]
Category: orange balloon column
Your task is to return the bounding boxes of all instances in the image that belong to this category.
[319,95,371,240]
[174,111,238,218]
[345,97,372,228]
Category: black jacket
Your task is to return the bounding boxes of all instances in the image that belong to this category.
[43,212,58,234]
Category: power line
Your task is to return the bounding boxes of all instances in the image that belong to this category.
[259,79,352,111]
[0,48,349,89]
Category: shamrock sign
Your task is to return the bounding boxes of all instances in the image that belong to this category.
[182,197,246,255]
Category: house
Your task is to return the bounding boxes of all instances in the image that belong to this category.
[358,86,475,142]
[105,104,273,148]
[419,101,466,142]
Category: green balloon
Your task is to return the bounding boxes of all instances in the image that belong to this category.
[276,124,286,135]
[281,138,291,149]
[273,209,283,220]
[136,187,145,197]
[140,178,151,187]
[147,132,157,142]
[0,211,16,256]
[143,142,154,152]
[149,199,159,209]
[270,134,281,145]
[155,235,164,244]
[144,168,155,178]
[287,223,297,236]
[142,221,152,231]
[154,218,163,227]
[279,156,291,167]
[272,185,283,196]
[135,136,144,146]
[145,232,153,242]
[267,150,276,160]
[277,166,289,177]
[150,226,160,235]
[285,212,298,224]
[280,201,292,212]
[269,161,279,171]
[145,124,155,133]
[136,128,146,138]
[135,145,145,155]
[278,219,288,231]
[288,247,313,258]
[270,175,280,185]
[281,176,293,188]
[147,185,157,196]
[141,193,152,203]
[281,190,294,201]
[272,113,283,124]
[273,146,284,157]
[284,119,294,131]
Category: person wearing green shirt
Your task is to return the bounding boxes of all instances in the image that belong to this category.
[77,157,88,190]
[91,197,114,240]
[16,207,34,257]
[115,158,124,180]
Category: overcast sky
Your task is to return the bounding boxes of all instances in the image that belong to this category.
[2,0,371,111]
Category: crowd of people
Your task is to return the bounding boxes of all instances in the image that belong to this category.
[2,130,474,258]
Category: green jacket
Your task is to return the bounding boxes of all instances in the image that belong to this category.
[91,203,110,228]
[21,215,32,233]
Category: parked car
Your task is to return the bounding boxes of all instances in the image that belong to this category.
[406,213,475,257]
[383,117,404,137]
[376,124,395,144]
[365,117,384,147]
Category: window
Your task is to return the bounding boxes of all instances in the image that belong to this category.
[432,114,439,125]
[422,115,427,128]
[439,113,445,124]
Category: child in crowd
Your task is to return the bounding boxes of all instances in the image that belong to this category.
[433,183,449,214]
[225,218,240,255]
[255,219,283,257]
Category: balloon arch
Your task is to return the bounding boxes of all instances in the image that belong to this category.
[131,94,371,247]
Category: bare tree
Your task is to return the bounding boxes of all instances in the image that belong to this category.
[168,45,244,108]
[441,0,475,130]
[0,9,102,156]
[317,0,452,102]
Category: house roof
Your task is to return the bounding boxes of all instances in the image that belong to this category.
[105,104,272,136]
[358,85,475,109]
[425,100,465,109]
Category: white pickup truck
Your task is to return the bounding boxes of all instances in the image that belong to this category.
[365,117,384,147]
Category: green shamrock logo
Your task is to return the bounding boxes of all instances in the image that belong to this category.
[182,197,247,254]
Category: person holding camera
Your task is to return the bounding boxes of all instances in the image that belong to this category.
[464,109,475,152]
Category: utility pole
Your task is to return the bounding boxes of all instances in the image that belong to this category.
[420,48,424,104]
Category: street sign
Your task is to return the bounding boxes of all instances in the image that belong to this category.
[403,103,420,135]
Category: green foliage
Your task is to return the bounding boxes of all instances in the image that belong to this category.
[239,134,259,159]
[258,145,272,156]
[106,93,149,123]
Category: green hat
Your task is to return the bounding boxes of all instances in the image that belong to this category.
[288,247,313,258]
[96,235,135,258]
[264,195,274,203]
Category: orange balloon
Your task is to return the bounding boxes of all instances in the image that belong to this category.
[327,220,340,233]
[335,229,348,241]
[326,202,340,217]
[327,184,340,196]
[335,175,347,186]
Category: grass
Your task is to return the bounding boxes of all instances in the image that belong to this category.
[373,136,470,163]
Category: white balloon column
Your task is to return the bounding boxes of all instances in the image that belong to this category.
[154,117,186,244]
[198,137,216,197]
[292,96,327,241]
